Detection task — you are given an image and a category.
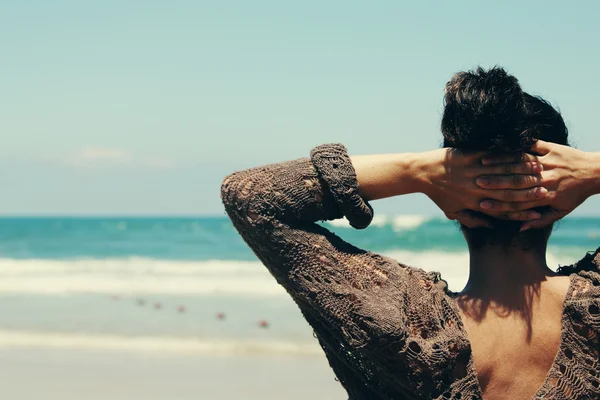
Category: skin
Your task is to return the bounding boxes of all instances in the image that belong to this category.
[350,143,600,400]
[352,148,547,226]
[477,140,600,230]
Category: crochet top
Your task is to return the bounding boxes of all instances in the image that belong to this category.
[220,144,600,400]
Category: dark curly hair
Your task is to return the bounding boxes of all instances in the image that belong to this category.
[441,67,569,248]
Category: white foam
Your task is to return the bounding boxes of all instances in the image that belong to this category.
[325,214,428,230]
[0,275,287,296]
[324,218,352,228]
[0,249,582,296]
[0,330,322,356]
[391,215,429,231]
[370,215,388,227]
[0,258,286,296]
[0,258,262,275]
[383,250,469,291]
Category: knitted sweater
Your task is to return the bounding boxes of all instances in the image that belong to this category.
[220,144,600,400]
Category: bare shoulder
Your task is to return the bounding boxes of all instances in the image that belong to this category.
[544,274,572,303]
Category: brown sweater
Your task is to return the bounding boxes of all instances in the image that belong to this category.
[220,144,600,400]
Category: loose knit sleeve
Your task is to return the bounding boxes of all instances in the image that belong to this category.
[557,246,600,276]
[221,144,467,398]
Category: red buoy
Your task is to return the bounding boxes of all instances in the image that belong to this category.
[154,302,162,310]
[177,305,186,313]
[216,312,226,320]
[258,320,269,329]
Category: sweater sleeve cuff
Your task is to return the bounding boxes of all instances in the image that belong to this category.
[310,144,373,229]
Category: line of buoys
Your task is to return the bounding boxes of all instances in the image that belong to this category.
[108,295,270,328]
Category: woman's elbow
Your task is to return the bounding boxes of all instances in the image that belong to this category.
[220,172,240,204]
[220,170,267,217]
[221,171,247,209]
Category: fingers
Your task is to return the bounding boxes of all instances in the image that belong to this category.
[476,174,542,189]
[480,141,553,165]
[481,187,548,203]
[519,210,561,231]
[499,210,542,221]
[529,140,553,156]
[480,198,546,212]
[482,161,543,175]
[481,153,540,166]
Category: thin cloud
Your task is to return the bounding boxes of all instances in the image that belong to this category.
[66,147,132,167]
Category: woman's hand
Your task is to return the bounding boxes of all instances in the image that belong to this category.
[475,140,600,230]
[417,148,547,228]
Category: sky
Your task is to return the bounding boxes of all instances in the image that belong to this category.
[2,0,600,216]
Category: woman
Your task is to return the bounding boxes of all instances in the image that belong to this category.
[221,67,600,400]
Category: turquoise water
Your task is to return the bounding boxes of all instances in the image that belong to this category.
[1,216,598,259]
[0,216,598,355]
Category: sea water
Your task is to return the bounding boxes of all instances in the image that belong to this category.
[0,216,598,356]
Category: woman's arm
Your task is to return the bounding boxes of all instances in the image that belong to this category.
[222,144,435,393]
[222,144,545,232]
[221,143,544,392]
[221,143,543,393]
[221,143,544,312]
[352,148,546,225]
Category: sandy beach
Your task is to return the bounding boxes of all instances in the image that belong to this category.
[0,347,346,400]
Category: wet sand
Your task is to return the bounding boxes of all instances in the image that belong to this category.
[0,348,346,400]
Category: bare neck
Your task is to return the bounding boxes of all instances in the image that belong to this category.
[464,244,555,296]
[459,243,558,333]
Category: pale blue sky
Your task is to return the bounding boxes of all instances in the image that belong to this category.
[2,0,600,215]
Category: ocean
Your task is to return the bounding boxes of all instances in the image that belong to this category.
[0,215,598,358]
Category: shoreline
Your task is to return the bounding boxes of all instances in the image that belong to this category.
[0,329,323,357]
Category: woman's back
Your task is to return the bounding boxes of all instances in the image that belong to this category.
[458,274,571,400]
